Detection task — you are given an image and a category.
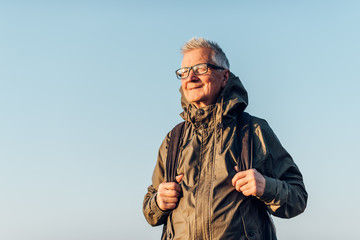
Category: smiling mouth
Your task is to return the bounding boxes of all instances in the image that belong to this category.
[188,85,202,90]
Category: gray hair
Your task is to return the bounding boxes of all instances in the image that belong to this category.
[181,37,230,69]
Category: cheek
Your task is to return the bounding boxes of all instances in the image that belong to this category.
[208,81,223,95]
[181,82,187,91]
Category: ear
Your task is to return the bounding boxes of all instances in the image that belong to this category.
[221,70,230,88]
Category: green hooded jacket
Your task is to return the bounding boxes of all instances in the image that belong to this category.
[143,73,307,240]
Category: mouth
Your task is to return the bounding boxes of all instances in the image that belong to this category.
[188,85,202,90]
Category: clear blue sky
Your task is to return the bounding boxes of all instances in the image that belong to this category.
[1,1,359,239]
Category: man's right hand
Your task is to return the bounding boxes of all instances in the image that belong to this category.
[156,175,183,211]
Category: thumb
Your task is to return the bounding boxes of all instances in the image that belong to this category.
[175,174,184,183]
[234,166,239,172]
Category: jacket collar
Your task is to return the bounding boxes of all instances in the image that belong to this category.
[179,72,248,125]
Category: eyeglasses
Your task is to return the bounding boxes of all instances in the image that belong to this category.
[175,63,225,79]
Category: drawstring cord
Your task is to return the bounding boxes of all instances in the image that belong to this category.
[219,97,224,154]
[185,104,190,131]
[182,104,192,147]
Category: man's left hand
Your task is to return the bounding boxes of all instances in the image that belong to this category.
[232,167,266,197]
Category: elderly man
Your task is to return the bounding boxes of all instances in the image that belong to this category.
[143,38,307,240]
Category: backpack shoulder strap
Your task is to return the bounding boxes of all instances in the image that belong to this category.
[237,112,253,171]
[166,121,185,182]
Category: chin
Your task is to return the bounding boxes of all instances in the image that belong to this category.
[186,96,203,104]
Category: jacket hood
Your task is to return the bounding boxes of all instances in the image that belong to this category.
[179,72,248,120]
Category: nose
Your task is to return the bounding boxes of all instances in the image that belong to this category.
[184,68,199,81]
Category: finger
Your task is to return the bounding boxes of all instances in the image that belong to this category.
[162,202,177,210]
[173,183,182,192]
[175,174,184,183]
[163,182,182,192]
[232,171,246,186]
[158,196,180,210]
[234,166,239,172]
[241,187,257,196]
[158,189,180,198]
[158,199,172,210]
[235,178,248,192]
[162,196,180,203]
[232,169,257,185]
[165,190,180,198]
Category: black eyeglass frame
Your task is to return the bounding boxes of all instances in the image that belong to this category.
[175,63,225,79]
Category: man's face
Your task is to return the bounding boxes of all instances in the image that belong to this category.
[181,48,229,108]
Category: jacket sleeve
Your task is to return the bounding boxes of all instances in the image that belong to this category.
[255,119,308,219]
[143,133,171,226]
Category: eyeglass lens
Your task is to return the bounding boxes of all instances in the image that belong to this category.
[177,63,208,79]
